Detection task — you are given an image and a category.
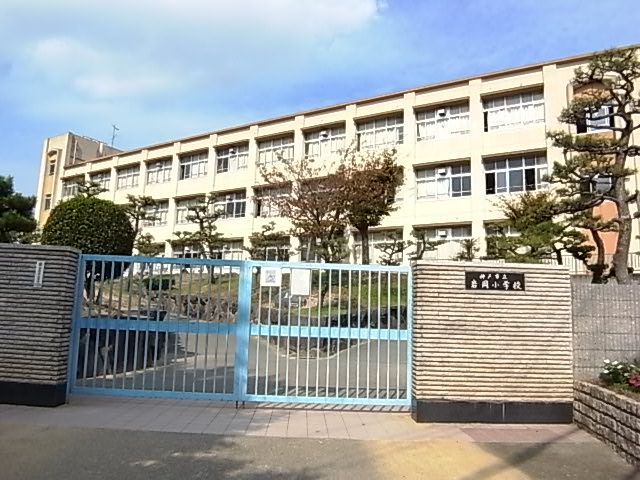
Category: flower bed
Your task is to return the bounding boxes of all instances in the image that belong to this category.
[574,381,640,465]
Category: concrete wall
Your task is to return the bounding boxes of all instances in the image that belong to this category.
[0,244,79,406]
[573,281,640,380]
[574,382,640,465]
[412,261,574,423]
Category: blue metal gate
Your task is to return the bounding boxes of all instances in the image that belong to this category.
[68,255,411,406]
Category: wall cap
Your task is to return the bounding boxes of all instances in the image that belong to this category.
[0,243,81,255]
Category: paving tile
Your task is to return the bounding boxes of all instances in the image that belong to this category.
[245,411,273,436]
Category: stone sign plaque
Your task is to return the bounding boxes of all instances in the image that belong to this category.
[465,271,525,291]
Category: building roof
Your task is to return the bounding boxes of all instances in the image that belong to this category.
[65,44,639,169]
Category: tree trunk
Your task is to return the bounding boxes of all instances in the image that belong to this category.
[358,226,370,265]
[590,228,607,284]
[612,198,632,284]
[554,248,563,265]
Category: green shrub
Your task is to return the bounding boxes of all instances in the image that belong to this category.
[41,196,134,255]
[600,359,639,386]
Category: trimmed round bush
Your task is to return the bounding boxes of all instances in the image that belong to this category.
[41,196,134,255]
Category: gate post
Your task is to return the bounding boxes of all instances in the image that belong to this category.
[0,244,80,407]
[411,261,573,423]
[234,261,253,401]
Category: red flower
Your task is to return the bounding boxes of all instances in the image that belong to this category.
[629,374,640,388]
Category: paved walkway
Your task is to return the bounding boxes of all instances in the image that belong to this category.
[0,395,587,442]
[1,395,638,479]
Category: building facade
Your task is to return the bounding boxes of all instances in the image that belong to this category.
[34,48,640,264]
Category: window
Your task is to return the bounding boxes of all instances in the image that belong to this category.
[146,159,172,184]
[173,244,202,259]
[485,223,519,237]
[179,151,208,180]
[216,145,248,173]
[90,170,111,191]
[576,104,616,133]
[416,104,470,141]
[254,186,290,218]
[356,115,404,150]
[210,240,245,261]
[483,91,544,132]
[116,165,140,190]
[353,230,404,265]
[423,225,472,241]
[416,163,471,200]
[143,201,169,227]
[485,154,547,194]
[175,197,204,224]
[48,159,56,176]
[264,239,290,261]
[257,136,294,165]
[62,178,82,198]
[43,194,52,211]
[214,191,246,218]
[304,126,346,158]
[299,237,322,263]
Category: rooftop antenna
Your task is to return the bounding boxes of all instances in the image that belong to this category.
[111,124,120,147]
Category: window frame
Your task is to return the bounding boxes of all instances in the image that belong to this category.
[415,163,472,200]
[216,145,249,174]
[484,154,548,195]
[304,126,346,158]
[116,165,140,190]
[214,190,247,219]
[175,197,204,225]
[43,194,52,211]
[483,91,545,132]
[90,170,111,191]
[356,115,404,150]
[416,104,470,141]
[253,186,290,218]
[257,136,294,166]
[146,159,172,185]
[179,151,208,180]
[61,177,83,198]
[143,200,169,227]
[353,230,404,265]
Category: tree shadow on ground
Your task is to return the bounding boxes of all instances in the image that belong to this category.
[460,427,638,480]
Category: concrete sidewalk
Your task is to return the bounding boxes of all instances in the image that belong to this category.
[0,396,638,479]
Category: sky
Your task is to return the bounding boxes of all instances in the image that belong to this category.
[1,0,639,195]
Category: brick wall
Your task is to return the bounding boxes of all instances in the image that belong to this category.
[572,281,640,380]
[574,382,640,465]
[412,261,573,423]
[0,244,79,406]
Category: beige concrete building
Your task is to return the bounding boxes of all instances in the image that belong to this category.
[34,47,640,264]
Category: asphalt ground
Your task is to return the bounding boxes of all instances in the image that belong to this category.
[1,422,638,480]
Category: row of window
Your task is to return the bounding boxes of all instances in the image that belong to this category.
[56,153,549,211]
[57,90,553,195]
[153,224,503,263]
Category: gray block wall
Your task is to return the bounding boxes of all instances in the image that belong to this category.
[0,244,79,406]
[572,281,640,380]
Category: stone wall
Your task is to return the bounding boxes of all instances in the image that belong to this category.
[0,244,79,406]
[412,261,573,423]
[572,281,640,380]
[574,382,640,465]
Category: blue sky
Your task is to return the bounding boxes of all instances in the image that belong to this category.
[1,0,639,195]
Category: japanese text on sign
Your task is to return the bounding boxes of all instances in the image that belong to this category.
[465,271,525,291]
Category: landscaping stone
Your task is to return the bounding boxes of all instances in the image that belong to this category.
[574,381,640,465]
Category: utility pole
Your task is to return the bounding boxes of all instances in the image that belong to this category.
[111,124,120,147]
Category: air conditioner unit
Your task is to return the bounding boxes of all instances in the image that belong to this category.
[437,167,447,175]
[229,148,236,154]
[320,130,329,138]
[437,108,447,117]
[438,229,448,238]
